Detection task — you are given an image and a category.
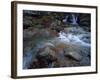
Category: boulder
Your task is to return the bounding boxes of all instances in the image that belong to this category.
[23,28,38,39]
[65,51,82,61]
[80,56,90,66]
[63,43,82,61]
[63,27,86,34]
[30,46,57,68]
[40,29,50,37]
[38,46,56,59]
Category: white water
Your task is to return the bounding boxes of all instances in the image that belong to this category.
[58,30,90,47]
[71,14,78,25]
[23,27,90,69]
[62,16,69,23]
[63,14,78,25]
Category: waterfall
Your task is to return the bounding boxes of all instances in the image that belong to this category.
[71,14,78,25]
[62,16,69,24]
[62,14,78,25]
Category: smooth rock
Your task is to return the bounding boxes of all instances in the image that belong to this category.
[65,51,82,61]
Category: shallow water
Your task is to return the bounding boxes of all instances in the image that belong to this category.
[23,27,91,69]
[58,29,90,47]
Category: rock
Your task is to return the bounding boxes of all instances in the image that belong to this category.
[23,46,32,54]
[80,46,90,56]
[54,39,68,49]
[36,28,58,38]
[28,58,39,69]
[23,28,38,39]
[80,56,90,66]
[23,16,33,29]
[63,27,86,34]
[33,55,49,68]
[40,29,50,37]
[30,46,57,68]
[65,52,82,61]
[38,47,49,56]
[63,43,83,61]
[54,38,85,61]
[78,14,90,29]
[38,46,56,58]
[43,42,56,51]
[52,61,60,67]
[53,39,82,61]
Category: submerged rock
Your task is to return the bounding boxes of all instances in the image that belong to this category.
[23,28,39,39]
[80,56,90,66]
[24,26,90,68]
[63,27,86,34]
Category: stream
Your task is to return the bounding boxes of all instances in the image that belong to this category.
[23,27,91,69]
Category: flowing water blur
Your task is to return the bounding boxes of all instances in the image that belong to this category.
[23,26,91,69]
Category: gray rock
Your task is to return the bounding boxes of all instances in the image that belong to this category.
[23,16,33,27]
[44,42,55,49]
[65,51,82,61]
[80,56,90,66]
[23,29,34,39]
[63,27,86,34]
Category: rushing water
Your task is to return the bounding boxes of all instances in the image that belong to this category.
[23,27,91,69]
[58,31,90,47]
[71,14,78,25]
[63,14,78,25]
